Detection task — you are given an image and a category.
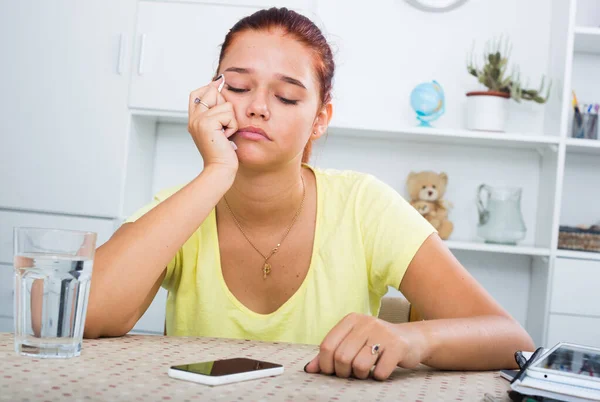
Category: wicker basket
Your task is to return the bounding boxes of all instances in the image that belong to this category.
[558,225,600,253]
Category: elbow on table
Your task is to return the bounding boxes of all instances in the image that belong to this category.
[83,314,136,339]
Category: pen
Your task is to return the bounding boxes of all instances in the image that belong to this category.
[511,347,545,384]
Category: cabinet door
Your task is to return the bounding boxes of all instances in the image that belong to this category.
[0,0,136,217]
[551,258,600,317]
[0,317,13,333]
[0,264,13,318]
[547,314,600,348]
[129,2,262,112]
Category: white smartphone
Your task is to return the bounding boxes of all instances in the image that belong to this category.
[526,342,600,390]
[168,357,284,386]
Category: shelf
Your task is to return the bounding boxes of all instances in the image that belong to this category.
[327,125,559,151]
[565,138,600,155]
[556,249,600,262]
[445,240,550,257]
[131,108,188,124]
[129,108,560,151]
[574,26,600,54]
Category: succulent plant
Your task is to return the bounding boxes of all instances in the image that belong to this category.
[467,36,551,104]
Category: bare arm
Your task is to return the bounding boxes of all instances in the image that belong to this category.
[85,77,239,338]
[399,233,535,370]
[306,234,534,378]
[84,166,235,338]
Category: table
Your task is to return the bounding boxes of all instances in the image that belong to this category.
[0,333,512,401]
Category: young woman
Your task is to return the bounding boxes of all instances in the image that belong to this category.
[85,7,534,380]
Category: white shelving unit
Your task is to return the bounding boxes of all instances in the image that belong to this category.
[573,26,600,54]
[565,138,600,155]
[556,249,600,262]
[445,240,550,257]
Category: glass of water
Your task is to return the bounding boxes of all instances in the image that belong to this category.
[13,227,97,358]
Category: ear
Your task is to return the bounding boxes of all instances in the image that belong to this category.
[439,172,448,185]
[407,171,417,183]
[312,103,333,140]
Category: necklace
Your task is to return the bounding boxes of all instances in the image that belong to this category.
[223,175,306,279]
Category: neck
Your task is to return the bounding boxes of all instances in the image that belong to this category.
[222,162,306,228]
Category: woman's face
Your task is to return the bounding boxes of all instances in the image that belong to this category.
[218,30,328,169]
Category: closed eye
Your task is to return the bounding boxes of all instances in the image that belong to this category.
[277,96,298,105]
[226,85,248,93]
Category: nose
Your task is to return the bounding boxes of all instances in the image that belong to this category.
[428,191,433,196]
[246,91,270,120]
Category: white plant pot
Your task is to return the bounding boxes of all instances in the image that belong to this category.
[465,92,510,132]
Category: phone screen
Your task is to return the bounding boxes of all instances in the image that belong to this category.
[170,358,282,377]
[533,344,600,380]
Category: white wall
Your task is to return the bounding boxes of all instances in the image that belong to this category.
[576,0,600,27]
[317,0,553,134]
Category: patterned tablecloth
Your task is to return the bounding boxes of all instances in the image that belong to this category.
[0,332,512,401]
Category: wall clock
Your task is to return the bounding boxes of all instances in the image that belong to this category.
[405,0,469,12]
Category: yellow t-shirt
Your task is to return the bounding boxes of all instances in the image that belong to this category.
[126,165,435,345]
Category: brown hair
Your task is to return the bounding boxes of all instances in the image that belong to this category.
[217,7,335,163]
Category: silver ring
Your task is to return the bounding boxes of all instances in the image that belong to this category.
[371,344,381,355]
[194,98,210,109]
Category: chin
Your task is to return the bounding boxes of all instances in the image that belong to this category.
[235,146,278,169]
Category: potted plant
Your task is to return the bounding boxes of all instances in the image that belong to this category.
[466,37,551,132]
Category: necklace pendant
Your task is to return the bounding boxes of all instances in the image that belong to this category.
[263,262,271,279]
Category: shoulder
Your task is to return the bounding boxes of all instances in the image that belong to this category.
[311,165,402,205]
[311,166,383,195]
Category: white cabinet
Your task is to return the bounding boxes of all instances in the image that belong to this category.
[0,210,116,265]
[546,258,600,347]
[0,317,13,333]
[0,264,13,318]
[129,2,261,112]
[0,0,136,218]
[551,258,600,317]
[547,315,600,348]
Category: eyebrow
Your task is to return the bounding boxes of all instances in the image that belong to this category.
[223,67,307,90]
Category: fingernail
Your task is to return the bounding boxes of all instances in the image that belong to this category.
[303,362,309,373]
[217,74,225,93]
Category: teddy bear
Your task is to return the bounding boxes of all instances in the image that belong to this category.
[406,171,454,240]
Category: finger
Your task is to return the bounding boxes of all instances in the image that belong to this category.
[188,86,211,116]
[304,355,320,374]
[211,73,225,91]
[216,91,226,106]
[318,313,359,375]
[333,328,369,378]
[372,348,397,381]
[202,102,233,118]
[352,344,380,380]
[195,86,219,112]
[208,111,238,139]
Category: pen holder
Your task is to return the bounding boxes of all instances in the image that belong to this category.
[572,112,598,139]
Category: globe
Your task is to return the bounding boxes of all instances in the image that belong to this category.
[410,80,445,127]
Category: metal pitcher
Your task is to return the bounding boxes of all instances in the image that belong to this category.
[476,184,527,244]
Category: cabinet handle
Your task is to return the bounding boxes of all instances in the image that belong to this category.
[138,33,147,76]
[117,33,127,75]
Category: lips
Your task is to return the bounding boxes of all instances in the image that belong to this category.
[234,126,271,141]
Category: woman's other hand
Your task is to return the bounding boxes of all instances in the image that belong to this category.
[304,313,428,380]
